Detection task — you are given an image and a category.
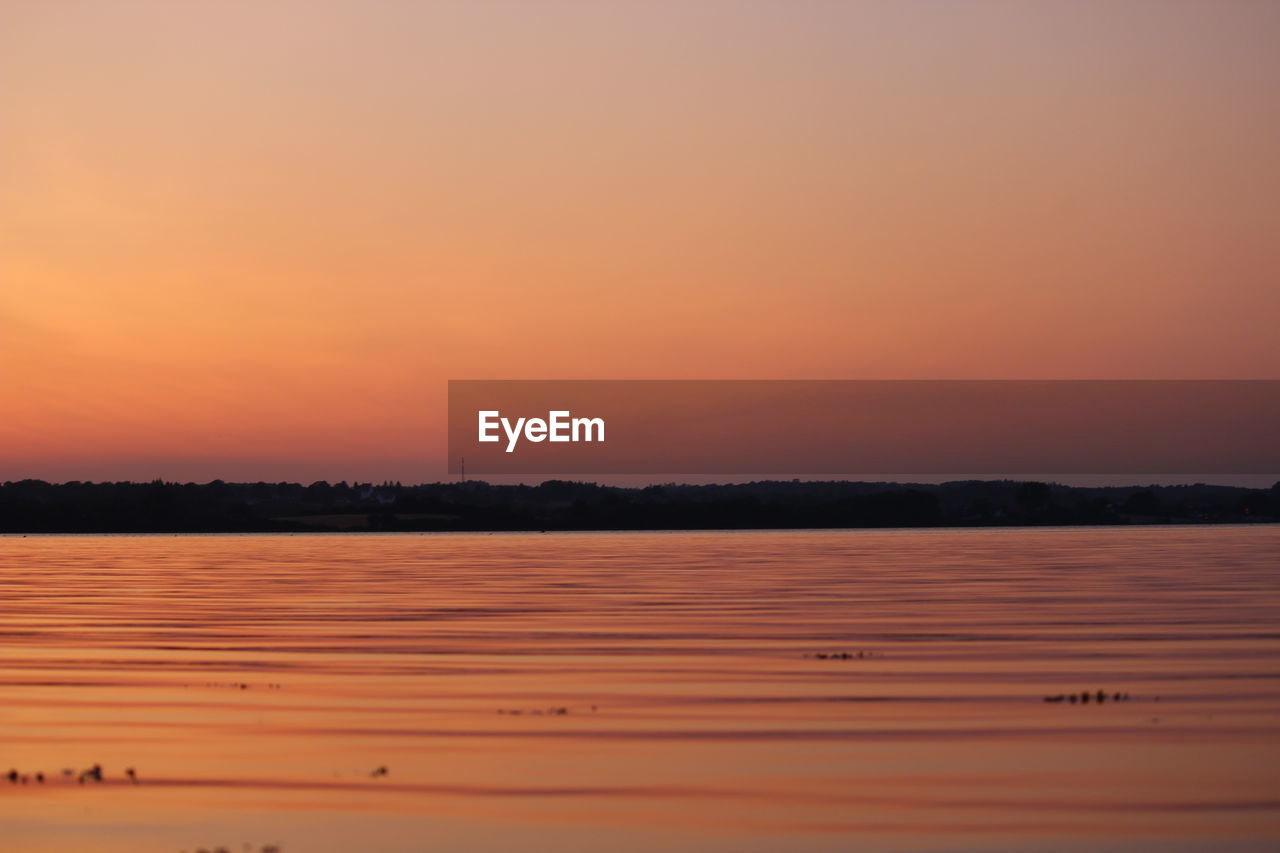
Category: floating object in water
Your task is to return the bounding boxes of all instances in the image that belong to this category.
[125,767,137,783]
[1044,690,1132,704]
[371,765,388,777]
[499,706,572,716]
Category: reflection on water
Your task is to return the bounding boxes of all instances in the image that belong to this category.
[1,527,1278,852]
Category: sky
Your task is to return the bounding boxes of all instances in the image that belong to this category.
[3,0,1279,483]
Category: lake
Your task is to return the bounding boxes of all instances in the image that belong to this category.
[2,527,1278,852]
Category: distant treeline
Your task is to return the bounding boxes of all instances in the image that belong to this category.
[1,478,1277,533]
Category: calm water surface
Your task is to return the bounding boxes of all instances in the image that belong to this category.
[2,527,1278,852]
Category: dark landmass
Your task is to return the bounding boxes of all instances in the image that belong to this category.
[1,478,1277,533]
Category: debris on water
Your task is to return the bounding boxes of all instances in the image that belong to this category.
[370,766,388,777]
[1043,690,1132,704]
[807,651,877,660]
[77,763,104,784]
[497,706,572,716]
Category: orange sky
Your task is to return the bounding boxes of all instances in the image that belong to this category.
[2,1,1279,482]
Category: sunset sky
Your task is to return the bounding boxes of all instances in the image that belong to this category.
[3,0,1278,482]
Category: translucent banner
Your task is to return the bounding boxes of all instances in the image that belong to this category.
[447,380,1280,476]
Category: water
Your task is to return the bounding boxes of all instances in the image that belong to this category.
[1,527,1278,852]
